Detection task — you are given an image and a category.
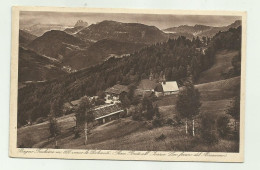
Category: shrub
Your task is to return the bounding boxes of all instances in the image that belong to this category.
[166,118,174,125]
[145,121,153,130]
[131,105,143,121]
[216,114,231,138]
[201,129,219,145]
[74,127,81,139]
[152,118,162,127]
[174,114,183,126]
[152,105,163,127]
[119,110,127,118]
[155,133,167,141]
[49,116,61,137]
[19,134,36,148]
[132,112,142,121]
[200,113,219,144]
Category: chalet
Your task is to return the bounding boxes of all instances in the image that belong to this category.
[105,84,129,104]
[161,81,179,95]
[92,104,125,124]
[63,97,85,114]
[63,96,98,114]
[135,79,158,97]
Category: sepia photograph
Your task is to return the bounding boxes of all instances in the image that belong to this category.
[9,7,246,162]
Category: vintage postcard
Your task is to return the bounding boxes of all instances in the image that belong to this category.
[9,6,246,162]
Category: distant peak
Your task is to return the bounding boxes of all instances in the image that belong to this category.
[74,20,88,27]
[233,20,242,25]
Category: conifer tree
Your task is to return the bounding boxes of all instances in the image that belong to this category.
[176,70,201,136]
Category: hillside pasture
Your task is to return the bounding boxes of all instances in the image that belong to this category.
[198,50,239,84]
[17,113,76,148]
[196,76,240,101]
[43,117,147,149]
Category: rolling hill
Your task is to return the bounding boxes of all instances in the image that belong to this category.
[198,50,239,84]
[76,20,169,44]
[27,30,90,61]
[18,47,67,82]
[19,30,37,47]
[63,39,147,69]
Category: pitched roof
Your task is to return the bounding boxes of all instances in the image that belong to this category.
[137,79,157,91]
[70,96,88,106]
[134,89,154,97]
[105,84,129,95]
[161,81,179,92]
[92,104,124,120]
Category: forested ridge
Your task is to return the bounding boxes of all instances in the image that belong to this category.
[18,26,241,127]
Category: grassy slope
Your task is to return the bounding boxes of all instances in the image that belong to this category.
[18,49,240,152]
[197,50,239,84]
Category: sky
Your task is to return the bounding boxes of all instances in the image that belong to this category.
[20,11,241,29]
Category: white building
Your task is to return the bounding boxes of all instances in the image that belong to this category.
[161,81,179,95]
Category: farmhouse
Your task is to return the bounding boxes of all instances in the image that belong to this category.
[161,81,179,95]
[92,104,125,124]
[135,79,158,97]
[105,84,129,104]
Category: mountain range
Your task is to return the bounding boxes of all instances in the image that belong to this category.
[25,20,169,71]
[163,20,241,38]
[64,20,89,35]
[22,23,73,36]
[75,20,168,44]
[19,19,241,82]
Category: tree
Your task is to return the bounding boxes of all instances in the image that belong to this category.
[97,90,105,99]
[176,81,201,136]
[200,113,218,144]
[49,114,60,148]
[226,95,240,132]
[132,104,143,121]
[190,56,200,82]
[216,114,231,138]
[232,52,241,76]
[202,36,207,45]
[50,96,63,117]
[121,95,131,108]
[152,105,163,127]
[75,97,94,144]
[171,67,178,80]
[142,96,154,120]
[49,100,61,148]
